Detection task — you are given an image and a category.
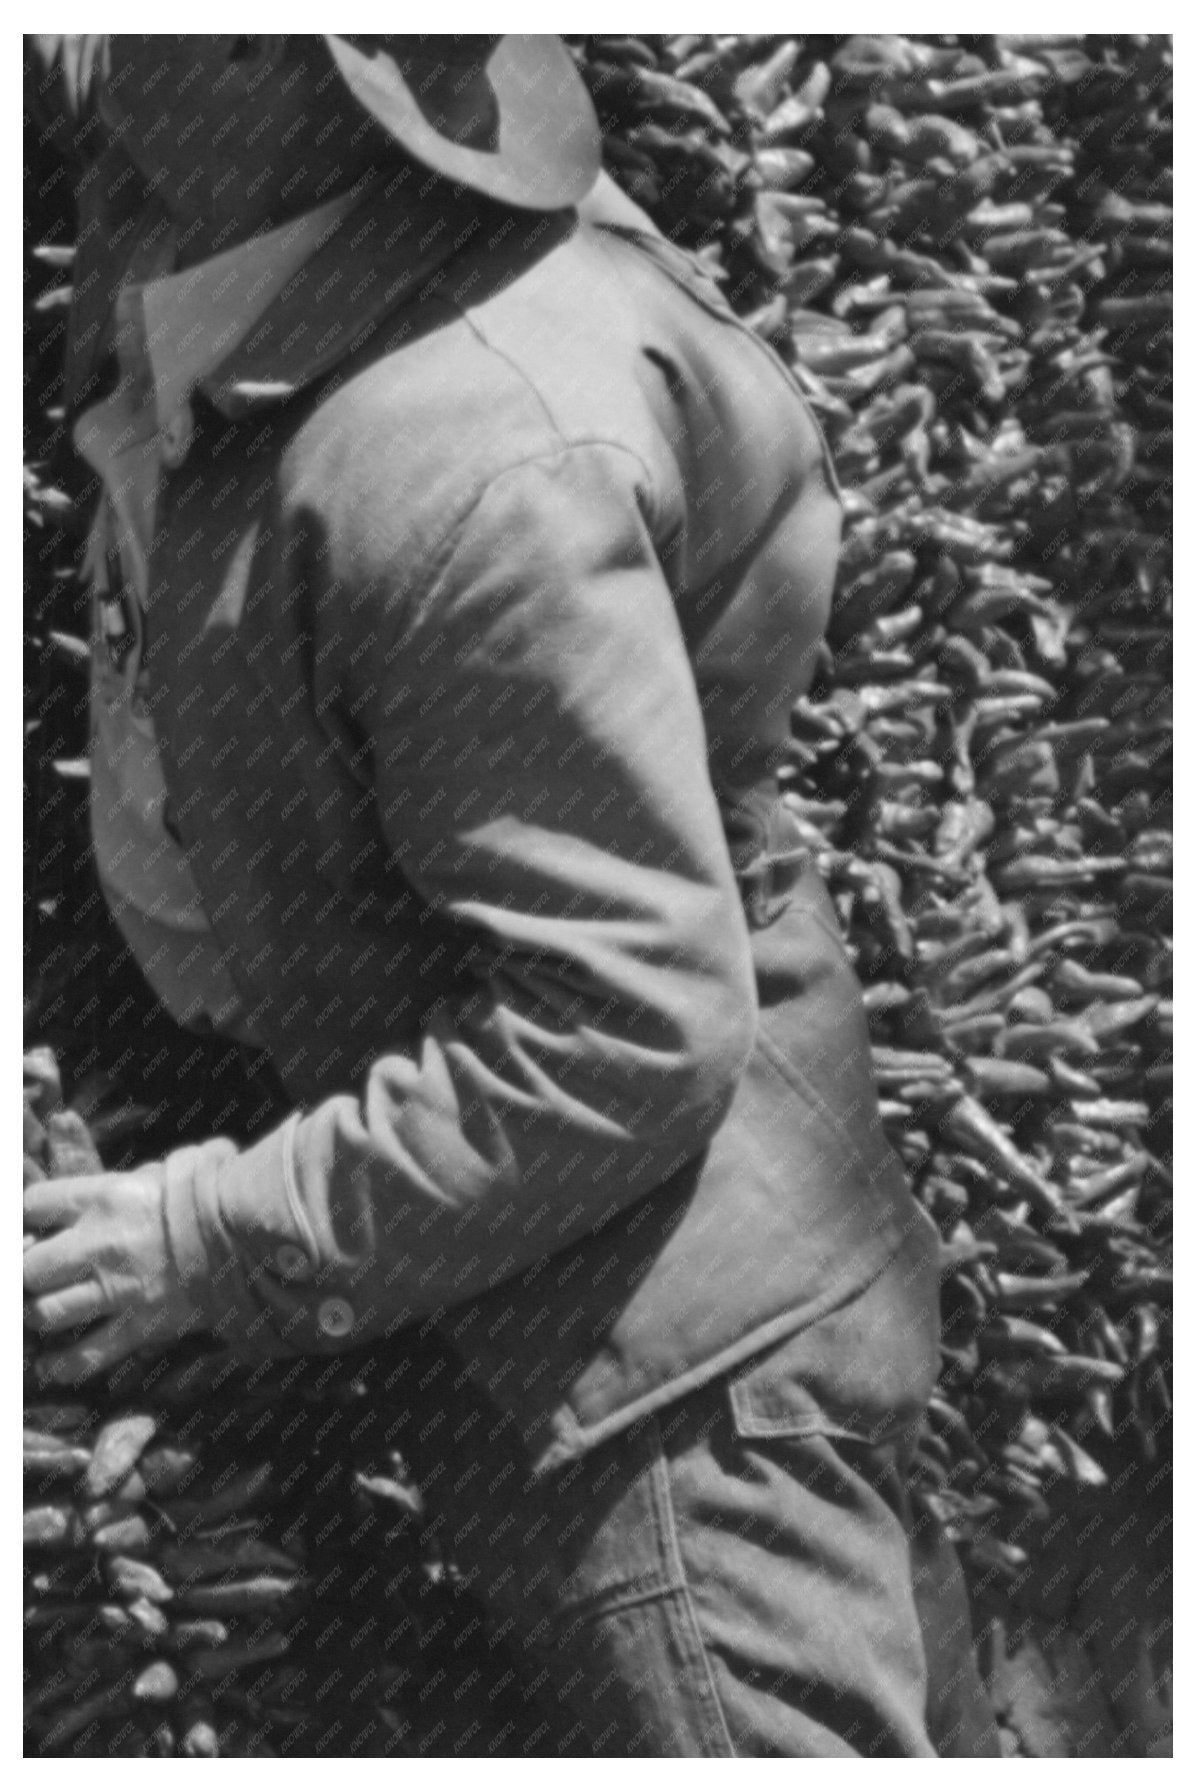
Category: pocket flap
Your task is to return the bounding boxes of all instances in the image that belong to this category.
[728,1212,942,1446]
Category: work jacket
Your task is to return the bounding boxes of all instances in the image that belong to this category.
[68,164,935,1474]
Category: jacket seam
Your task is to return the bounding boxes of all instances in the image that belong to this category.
[399,437,664,630]
[652,1415,740,1758]
[445,246,662,534]
[557,1576,686,1624]
[453,302,572,455]
[753,1022,873,1165]
[729,1409,915,1446]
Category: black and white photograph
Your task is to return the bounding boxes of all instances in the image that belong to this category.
[22,27,1173,1758]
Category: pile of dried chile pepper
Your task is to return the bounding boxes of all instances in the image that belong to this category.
[572,19,1171,1569]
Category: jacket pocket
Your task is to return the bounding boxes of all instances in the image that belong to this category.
[726,1206,942,1447]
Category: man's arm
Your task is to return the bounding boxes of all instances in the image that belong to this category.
[157,440,760,1357]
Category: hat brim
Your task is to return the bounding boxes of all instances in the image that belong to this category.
[325,35,601,212]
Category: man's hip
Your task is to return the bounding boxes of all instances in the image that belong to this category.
[403,1239,999,1757]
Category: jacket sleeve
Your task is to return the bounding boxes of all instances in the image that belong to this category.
[163,442,761,1356]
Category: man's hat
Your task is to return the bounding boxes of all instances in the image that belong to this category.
[324,35,601,212]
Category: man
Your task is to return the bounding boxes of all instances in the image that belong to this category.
[24,36,998,1756]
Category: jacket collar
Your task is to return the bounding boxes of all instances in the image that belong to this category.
[135,189,358,432]
[197,173,496,420]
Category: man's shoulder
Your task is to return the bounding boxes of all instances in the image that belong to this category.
[444,217,661,463]
[323,220,644,429]
[278,220,657,566]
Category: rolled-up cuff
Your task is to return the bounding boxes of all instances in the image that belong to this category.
[161,1120,312,1356]
[162,1135,240,1303]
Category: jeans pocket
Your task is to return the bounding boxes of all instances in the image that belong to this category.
[727,1216,942,1449]
[548,1415,677,1620]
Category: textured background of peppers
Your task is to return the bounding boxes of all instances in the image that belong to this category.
[24,33,1171,1757]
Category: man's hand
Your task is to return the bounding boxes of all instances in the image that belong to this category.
[23,1168,207,1385]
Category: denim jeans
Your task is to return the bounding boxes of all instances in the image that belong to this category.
[411,1233,1000,1758]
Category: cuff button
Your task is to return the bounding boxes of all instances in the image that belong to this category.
[317,1297,354,1339]
[274,1243,311,1282]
